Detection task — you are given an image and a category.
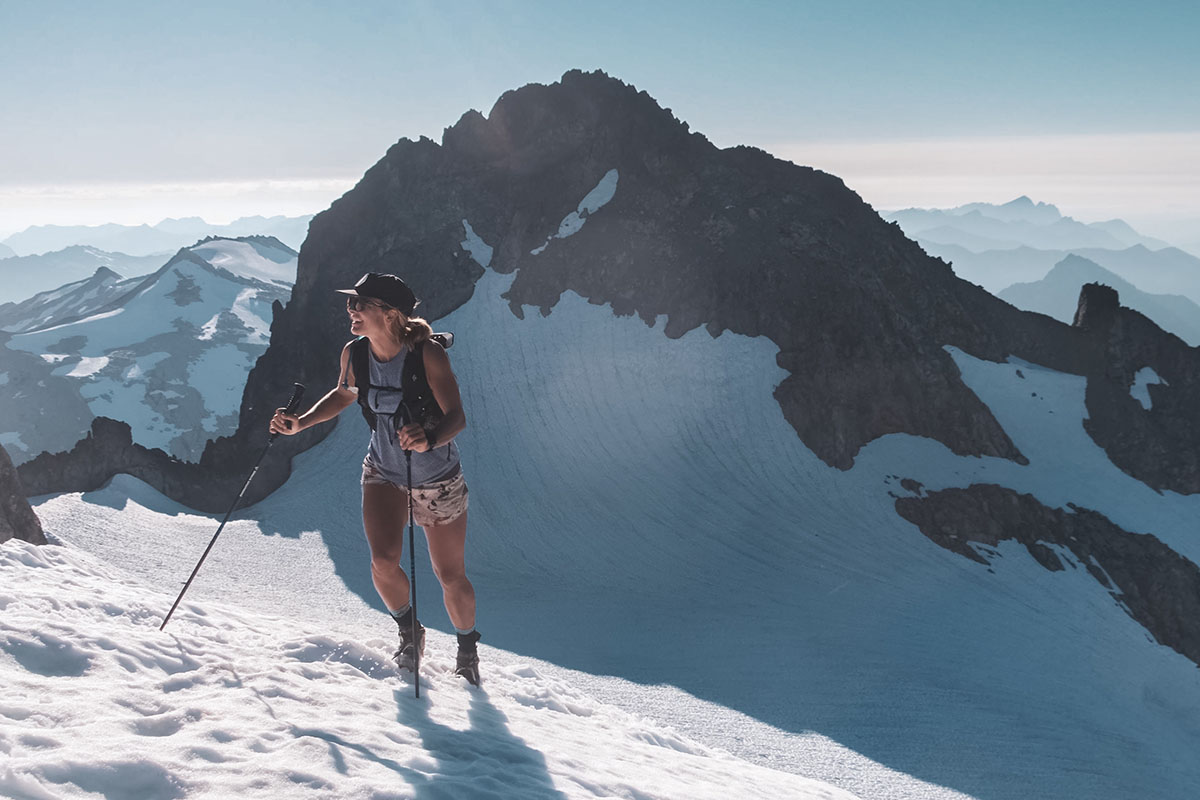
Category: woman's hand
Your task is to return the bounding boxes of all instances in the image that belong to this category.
[269,408,302,436]
[397,423,432,452]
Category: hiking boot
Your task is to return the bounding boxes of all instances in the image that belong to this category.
[455,630,482,686]
[392,616,426,673]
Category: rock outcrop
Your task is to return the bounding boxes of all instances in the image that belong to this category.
[895,483,1200,666]
[1,444,45,545]
[16,417,275,514]
[1072,284,1200,494]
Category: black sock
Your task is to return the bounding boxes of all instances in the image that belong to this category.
[392,606,414,629]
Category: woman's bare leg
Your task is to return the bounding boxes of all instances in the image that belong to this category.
[424,511,476,631]
[362,481,411,611]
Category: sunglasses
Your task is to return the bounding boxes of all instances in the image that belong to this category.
[346,297,393,311]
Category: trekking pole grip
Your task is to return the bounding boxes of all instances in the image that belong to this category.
[271,382,306,440]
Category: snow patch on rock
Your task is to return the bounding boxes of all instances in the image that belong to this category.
[531,169,619,255]
[1130,366,1167,410]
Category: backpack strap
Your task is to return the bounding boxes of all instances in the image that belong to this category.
[401,340,444,431]
[348,337,377,430]
[349,334,452,433]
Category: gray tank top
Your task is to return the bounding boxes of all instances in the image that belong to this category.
[363,343,461,487]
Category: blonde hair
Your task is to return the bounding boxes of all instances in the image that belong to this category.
[388,312,433,348]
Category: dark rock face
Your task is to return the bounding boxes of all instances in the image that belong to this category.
[236,69,1035,482]
[1,444,45,545]
[895,483,1200,666]
[17,70,1200,506]
[16,417,273,515]
[1072,284,1200,494]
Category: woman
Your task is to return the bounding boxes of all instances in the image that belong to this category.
[269,272,480,685]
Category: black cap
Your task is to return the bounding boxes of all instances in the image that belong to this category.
[335,273,417,315]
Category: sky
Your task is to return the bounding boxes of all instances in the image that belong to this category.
[2,0,1197,239]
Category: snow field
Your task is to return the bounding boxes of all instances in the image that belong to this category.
[431,255,1200,799]
[190,238,297,288]
[11,261,271,358]
[4,246,288,460]
[28,246,1200,800]
[0,539,856,800]
[8,205,1200,799]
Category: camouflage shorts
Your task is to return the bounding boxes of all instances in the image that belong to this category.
[361,458,469,527]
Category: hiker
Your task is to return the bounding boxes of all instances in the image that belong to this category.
[269,272,481,685]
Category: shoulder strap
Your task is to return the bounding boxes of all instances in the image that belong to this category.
[400,341,426,426]
[350,335,451,431]
[349,337,376,430]
[400,340,447,429]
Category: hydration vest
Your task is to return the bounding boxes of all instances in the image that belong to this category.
[348,332,454,433]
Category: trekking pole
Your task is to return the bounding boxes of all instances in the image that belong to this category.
[406,447,420,698]
[159,382,305,631]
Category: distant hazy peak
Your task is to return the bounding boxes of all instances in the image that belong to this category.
[1054,252,1109,270]
[2,215,314,257]
[91,265,124,281]
[190,234,296,253]
[954,196,1063,223]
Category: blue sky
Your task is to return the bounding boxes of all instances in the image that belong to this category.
[2,0,1197,235]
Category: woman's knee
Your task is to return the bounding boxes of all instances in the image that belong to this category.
[370,553,403,574]
[432,563,469,588]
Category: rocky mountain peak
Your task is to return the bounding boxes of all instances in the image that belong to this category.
[92,265,123,281]
[1072,282,1120,330]
[445,69,700,164]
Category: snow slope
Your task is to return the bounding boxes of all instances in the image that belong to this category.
[0,537,855,800]
[0,239,294,463]
[190,237,297,288]
[9,219,1200,798]
[0,267,146,334]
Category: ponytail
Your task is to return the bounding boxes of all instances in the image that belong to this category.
[389,313,433,348]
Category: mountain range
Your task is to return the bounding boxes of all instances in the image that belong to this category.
[7,70,1200,798]
[0,266,142,334]
[1,214,312,257]
[0,246,166,304]
[918,239,1200,301]
[0,236,295,464]
[884,196,1170,252]
[1000,254,1200,346]
[885,196,1200,345]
